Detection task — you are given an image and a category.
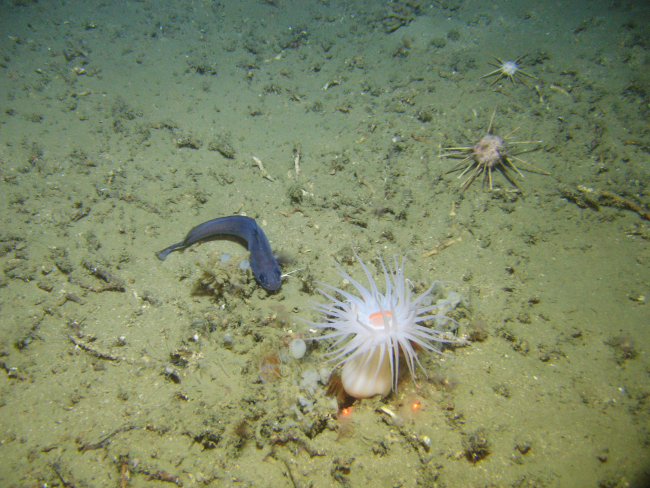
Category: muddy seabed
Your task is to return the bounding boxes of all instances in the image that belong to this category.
[0,0,649,487]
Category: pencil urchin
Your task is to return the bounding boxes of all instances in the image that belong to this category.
[480,55,538,87]
[441,108,549,193]
[306,251,465,399]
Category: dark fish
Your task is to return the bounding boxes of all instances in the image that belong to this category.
[156,216,281,291]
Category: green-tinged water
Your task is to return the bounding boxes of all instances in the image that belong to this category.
[0,0,648,486]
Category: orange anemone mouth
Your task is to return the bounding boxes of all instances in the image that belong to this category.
[368,310,392,327]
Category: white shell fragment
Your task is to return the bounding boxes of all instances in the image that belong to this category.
[289,338,307,359]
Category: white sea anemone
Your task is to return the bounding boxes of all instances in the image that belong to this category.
[307,250,464,399]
